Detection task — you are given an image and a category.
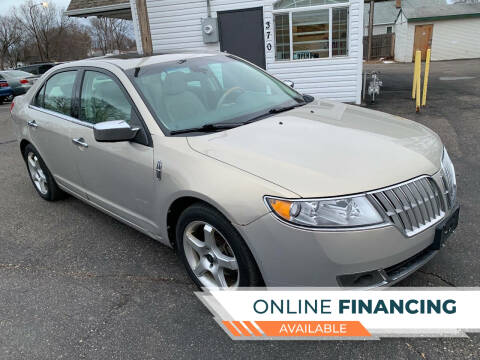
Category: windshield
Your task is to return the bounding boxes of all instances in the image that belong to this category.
[1,70,34,78]
[128,55,304,133]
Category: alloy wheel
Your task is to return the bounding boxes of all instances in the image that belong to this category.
[183,221,239,288]
[27,152,48,195]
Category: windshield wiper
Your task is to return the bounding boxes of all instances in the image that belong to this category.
[170,102,307,135]
[269,102,306,114]
[170,123,241,135]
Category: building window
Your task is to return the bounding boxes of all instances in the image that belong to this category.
[274,13,290,60]
[332,7,348,56]
[386,26,392,34]
[273,0,349,61]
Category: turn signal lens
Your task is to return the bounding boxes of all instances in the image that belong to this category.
[267,199,293,220]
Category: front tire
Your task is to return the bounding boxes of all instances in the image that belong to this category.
[176,203,263,289]
[23,144,65,201]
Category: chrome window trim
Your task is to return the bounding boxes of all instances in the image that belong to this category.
[264,173,450,235]
[28,104,94,129]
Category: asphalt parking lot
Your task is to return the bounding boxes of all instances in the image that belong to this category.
[1,59,479,359]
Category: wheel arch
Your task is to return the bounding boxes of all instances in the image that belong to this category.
[20,139,31,160]
[166,196,222,248]
[166,195,265,286]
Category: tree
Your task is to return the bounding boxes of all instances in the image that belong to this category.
[52,21,92,61]
[89,17,134,55]
[0,16,22,69]
[15,0,63,62]
[0,0,134,67]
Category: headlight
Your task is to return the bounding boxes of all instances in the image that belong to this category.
[265,195,384,228]
[441,147,457,206]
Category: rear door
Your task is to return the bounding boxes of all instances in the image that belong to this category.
[69,69,157,234]
[218,7,266,69]
[27,70,85,195]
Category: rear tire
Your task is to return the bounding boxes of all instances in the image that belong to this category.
[23,144,65,201]
[176,203,263,289]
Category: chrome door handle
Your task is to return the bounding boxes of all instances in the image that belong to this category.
[27,120,38,128]
[72,137,88,148]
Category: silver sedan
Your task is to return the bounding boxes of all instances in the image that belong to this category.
[9,53,459,288]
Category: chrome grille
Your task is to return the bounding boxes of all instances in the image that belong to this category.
[369,177,445,237]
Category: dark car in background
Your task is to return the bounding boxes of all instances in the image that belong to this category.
[17,63,62,76]
[0,79,13,104]
[0,70,38,97]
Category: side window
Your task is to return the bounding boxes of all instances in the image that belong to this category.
[43,71,77,116]
[34,85,45,107]
[40,65,52,74]
[80,71,132,124]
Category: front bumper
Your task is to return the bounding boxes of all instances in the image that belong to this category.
[236,207,456,287]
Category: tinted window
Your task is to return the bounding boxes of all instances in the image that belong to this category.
[39,65,53,74]
[24,66,38,75]
[80,71,132,124]
[43,71,77,116]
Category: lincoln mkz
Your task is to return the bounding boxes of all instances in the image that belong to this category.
[10,53,459,289]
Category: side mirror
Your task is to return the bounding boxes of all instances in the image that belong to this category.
[93,120,139,142]
[283,80,294,88]
[302,94,315,103]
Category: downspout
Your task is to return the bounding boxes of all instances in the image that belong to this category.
[206,0,211,18]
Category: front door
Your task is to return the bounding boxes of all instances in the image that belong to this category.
[27,70,85,195]
[218,7,266,69]
[413,24,433,61]
[70,69,157,234]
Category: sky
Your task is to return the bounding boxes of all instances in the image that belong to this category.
[0,0,72,15]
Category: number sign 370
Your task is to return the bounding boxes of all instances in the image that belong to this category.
[265,19,273,52]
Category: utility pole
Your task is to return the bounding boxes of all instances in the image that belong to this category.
[135,0,153,56]
[367,0,375,61]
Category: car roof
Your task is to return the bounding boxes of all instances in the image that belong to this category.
[19,63,54,67]
[62,52,219,71]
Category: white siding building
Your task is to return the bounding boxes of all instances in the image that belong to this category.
[394,0,480,62]
[129,0,364,104]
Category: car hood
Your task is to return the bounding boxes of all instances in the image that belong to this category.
[187,100,443,198]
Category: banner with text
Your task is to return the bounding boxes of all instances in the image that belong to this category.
[196,288,480,340]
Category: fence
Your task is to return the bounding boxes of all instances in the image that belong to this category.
[363,33,395,60]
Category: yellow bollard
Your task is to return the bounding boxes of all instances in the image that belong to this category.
[415,50,422,112]
[422,49,431,106]
[412,53,419,99]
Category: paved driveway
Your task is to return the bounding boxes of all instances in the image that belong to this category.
[0,59,479,359]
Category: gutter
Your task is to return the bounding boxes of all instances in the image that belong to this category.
[407,12,480,22]
[64,3,131,17]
